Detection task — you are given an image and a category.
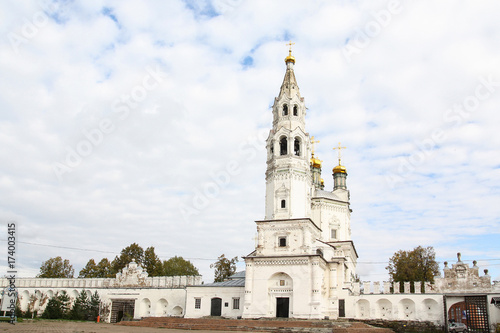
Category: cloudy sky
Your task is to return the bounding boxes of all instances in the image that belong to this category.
[1,0,499,284]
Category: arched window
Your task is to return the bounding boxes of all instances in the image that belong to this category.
[293,105,298,116]
[270,141,274,155]
[280,137,287,155]
[294,138,301,156]
[282,104,288,116]
[281,200,286,208]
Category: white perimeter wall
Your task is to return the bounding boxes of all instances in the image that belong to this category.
[13,286,187,322]
[346,294,445,325]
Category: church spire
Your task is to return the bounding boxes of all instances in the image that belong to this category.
[264,44,311,220]
[278,41,300,100]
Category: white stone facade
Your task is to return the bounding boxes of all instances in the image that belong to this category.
[241,51,358,320]
[1,260,201,322]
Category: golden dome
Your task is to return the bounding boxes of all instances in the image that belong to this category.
[285,54,295,64]
[333,164,347,174]
[285,45,295,64]
[310,154,322,168]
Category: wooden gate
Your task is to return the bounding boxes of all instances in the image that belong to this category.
[110,299,135,323]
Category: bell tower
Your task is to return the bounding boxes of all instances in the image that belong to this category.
[244,45,358,320]
[264,43,312,220]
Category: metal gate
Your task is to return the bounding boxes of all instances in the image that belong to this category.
[465,296,489,333]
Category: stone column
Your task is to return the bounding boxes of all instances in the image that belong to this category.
[404,281,410,293]
[383,281,391,294]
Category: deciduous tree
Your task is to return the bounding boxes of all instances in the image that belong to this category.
[386,246,440,288]
[38,256,74,278]
[111,243,144,274]
[163,256,200,276]
[79,259,98,278]
[143,246,162,276]
[79,258,114,278]
[210,254,238,282]
[96,258,114,278]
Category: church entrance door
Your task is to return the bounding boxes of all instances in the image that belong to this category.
[339,299,345,317]
[210,297,222,316]
[276,297,289,318]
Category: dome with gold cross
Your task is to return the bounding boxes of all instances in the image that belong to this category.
[310,136,321,168]
[332,142,347,174]
[285,41,296,64]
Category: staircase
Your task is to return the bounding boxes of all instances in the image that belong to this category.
[117,317,395,333]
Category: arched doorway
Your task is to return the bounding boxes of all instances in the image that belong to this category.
[268,272,293,318]
[449,301,467,324]
[210,297,222,316]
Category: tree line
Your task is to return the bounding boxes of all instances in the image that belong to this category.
[38,243,239,282]
[38,243,200,278]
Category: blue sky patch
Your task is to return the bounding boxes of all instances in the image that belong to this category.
[241,56,253,69]
[102,7,119,25]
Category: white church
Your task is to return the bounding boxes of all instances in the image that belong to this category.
[2,50,499,331]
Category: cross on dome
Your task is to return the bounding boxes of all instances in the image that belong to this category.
[285,40,296,64]
[333,142,347,166]
[310,136,320,157]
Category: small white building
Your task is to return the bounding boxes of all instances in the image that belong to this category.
[185,271,245,318]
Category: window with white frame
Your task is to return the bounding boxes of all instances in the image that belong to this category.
[195,298,201,309]
[233,297,240,310]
